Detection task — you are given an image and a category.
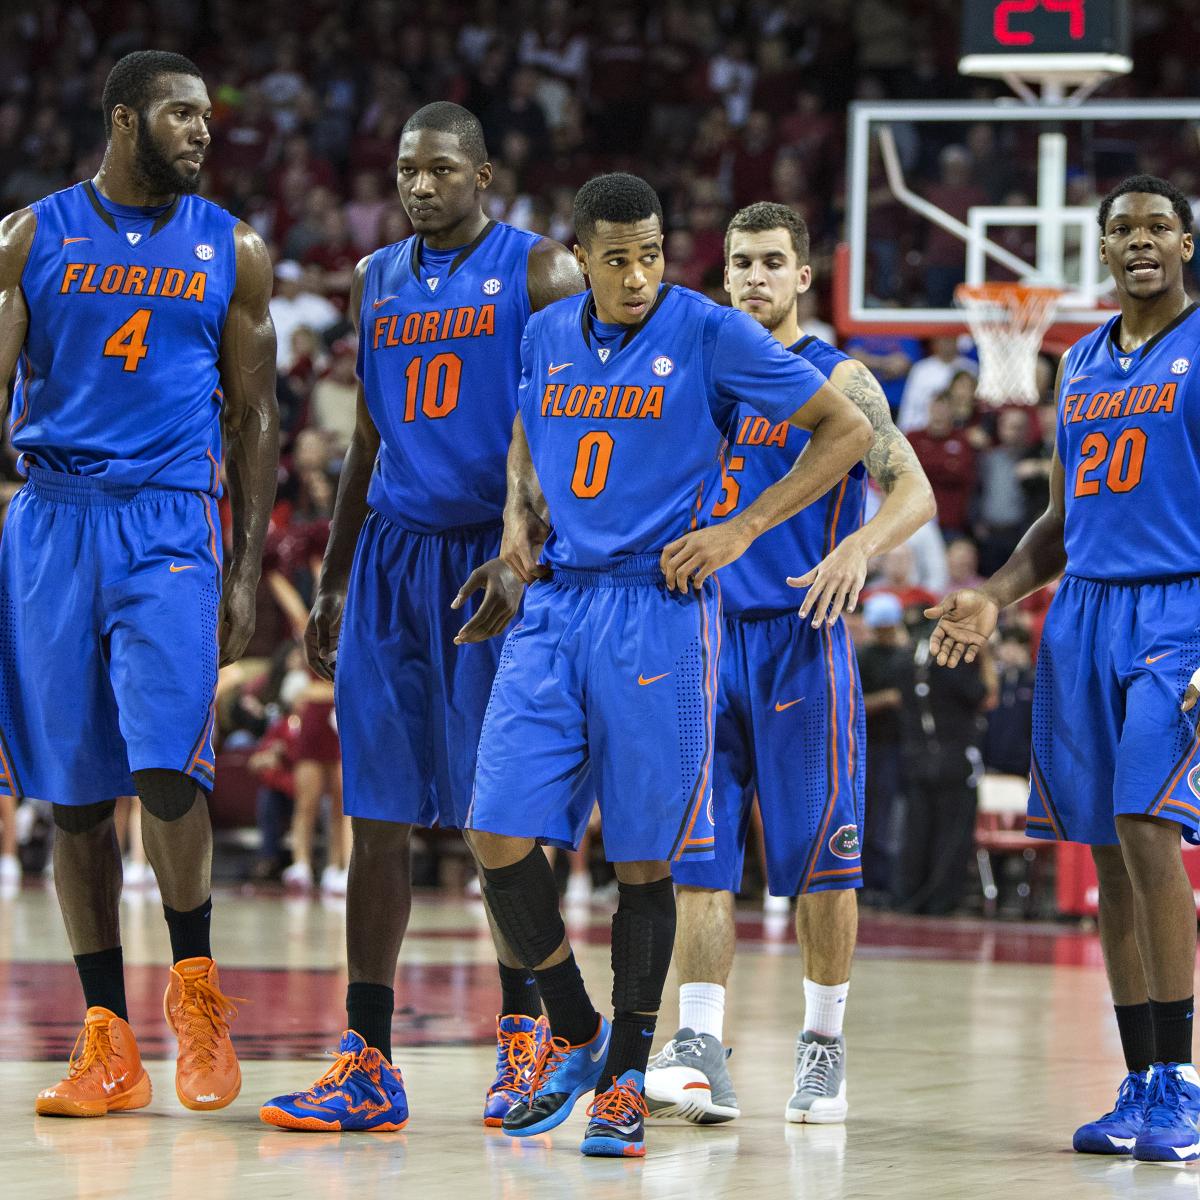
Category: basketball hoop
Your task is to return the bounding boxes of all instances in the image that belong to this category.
[955,282,1062,405]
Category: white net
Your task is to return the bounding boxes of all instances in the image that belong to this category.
[955,283,1062,405]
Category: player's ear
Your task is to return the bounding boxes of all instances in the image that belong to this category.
[572,243,589,276]
[475,161,493,192]
[111,103,136,137]
[797,263,813,295]
[1099,235,1109,266]
[1183,232,1194,263]
[722,263,732,297]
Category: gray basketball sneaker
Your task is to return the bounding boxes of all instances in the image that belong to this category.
[644,1027,740,1123]
[786,1031,848,1123]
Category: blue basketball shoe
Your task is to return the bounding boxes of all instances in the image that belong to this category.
[1133,1063,1200,1163]
[259,1031,409,1132]
[484,1014,550,1126]
[1072,1070,1148,1154]
[502,1017,611,1137]
[581,1070,648,1158]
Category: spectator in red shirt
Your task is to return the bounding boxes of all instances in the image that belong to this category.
[909,394,978,539]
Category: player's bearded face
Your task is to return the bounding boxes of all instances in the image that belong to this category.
[725,231,806,333]
[134,111,202,196]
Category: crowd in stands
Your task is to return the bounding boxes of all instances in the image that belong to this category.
[0,0,1195,911]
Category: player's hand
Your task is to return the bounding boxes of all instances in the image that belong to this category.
[788,535,870,627]
[660,521,752,593]
[453,557,523,644]
[1182,667,1200,714]
[923,589,999,668]
[500,506,552,585]
[304,588,345,681]
[218,568,258,667]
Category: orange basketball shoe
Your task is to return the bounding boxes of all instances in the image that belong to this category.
[163,957,242,1110]
[35,1007,152,1117]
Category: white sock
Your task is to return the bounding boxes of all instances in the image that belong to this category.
[803,977,849,1038]
[679,983,725,1042]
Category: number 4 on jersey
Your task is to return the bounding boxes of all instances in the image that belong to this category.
[103,309,152,372]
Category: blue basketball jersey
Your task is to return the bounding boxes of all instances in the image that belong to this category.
[716,335,868,616]
[14,182,238,494]
[520,285,829,570]
[358,221,540,533]
[1057,303,1200,581]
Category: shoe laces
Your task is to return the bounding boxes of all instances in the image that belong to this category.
[177,974,243,1071]
[795,1038,842,1097]
[67,1021,115,1081]
[587,1077,648,1125]
[1102,1071,1146,1119]
[1143,1067,1196,1130]
[491,1028,540,1096]
[520,1035,572,1099]
[306,1046,379,1098]
[650,1036,705,1068]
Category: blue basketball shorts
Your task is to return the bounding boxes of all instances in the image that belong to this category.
[0,469,221,805]
[1029,573,1200,845]
[335,511,505,829]
[672,611,866,898]
[468,555,720,864]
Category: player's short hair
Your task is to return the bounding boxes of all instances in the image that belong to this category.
[101,51,203,138]
[725,202,811,265]
[573,173,663,247]
[401,102,488,166]
[1098,174,1194,234]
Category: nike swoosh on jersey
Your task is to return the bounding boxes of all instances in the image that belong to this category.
[774,697,805,712]
[169,562,197,573]
[637,672,670,686]
[62,236,92,245]
[1146,650,1177,665]
[1068,374,1090,384]
[547,362,574,375]
[372,295,400,309]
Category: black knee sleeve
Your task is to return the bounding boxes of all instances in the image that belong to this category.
[133,768,203,822]
[611,876,676,1013]
[481,847,566,968]
[53,799,116,834]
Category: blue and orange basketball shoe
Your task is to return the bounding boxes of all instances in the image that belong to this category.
[259,1031,409,1132]
[1072,1070,1148,1154]
[1133,1063,1200,1163]
[485,1014,550,1126]
[581,1070,649,1158]
[502,1017,611,1137]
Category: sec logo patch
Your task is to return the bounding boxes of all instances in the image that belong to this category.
[1172,358,1190,375]
[194,243,214,260]
[828,824,860,860]
[652,355,674,377]
[482,277,502,296]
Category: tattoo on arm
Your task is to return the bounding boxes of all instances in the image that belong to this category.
[838,362,922,493]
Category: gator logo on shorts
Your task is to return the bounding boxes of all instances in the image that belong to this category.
[706,794,715,827]
[1188,764,1200,801]
[828,824,860,860]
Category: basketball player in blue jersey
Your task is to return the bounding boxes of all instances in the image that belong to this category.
[0,51,278,1117]
[646,202,934,1125]
[259,103,585,1134]
[929,175,1200,1164]
[464,173,872,1158]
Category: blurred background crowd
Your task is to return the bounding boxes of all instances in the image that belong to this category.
[0,0,1196,916]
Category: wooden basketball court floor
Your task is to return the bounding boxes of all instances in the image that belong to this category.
[1,884,1197,1200]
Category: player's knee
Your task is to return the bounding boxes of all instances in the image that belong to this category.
[350,817,412,857]
[481,847,565,968]
[132,768,202,822]
[52,799,116,834]
[611,876,676,1013]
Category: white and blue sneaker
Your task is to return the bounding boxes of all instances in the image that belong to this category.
[1072,1070,1148,1154]
[502,1017,611,1138]
[581,1070,648,1158]
[1133,1063,1200,1163]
